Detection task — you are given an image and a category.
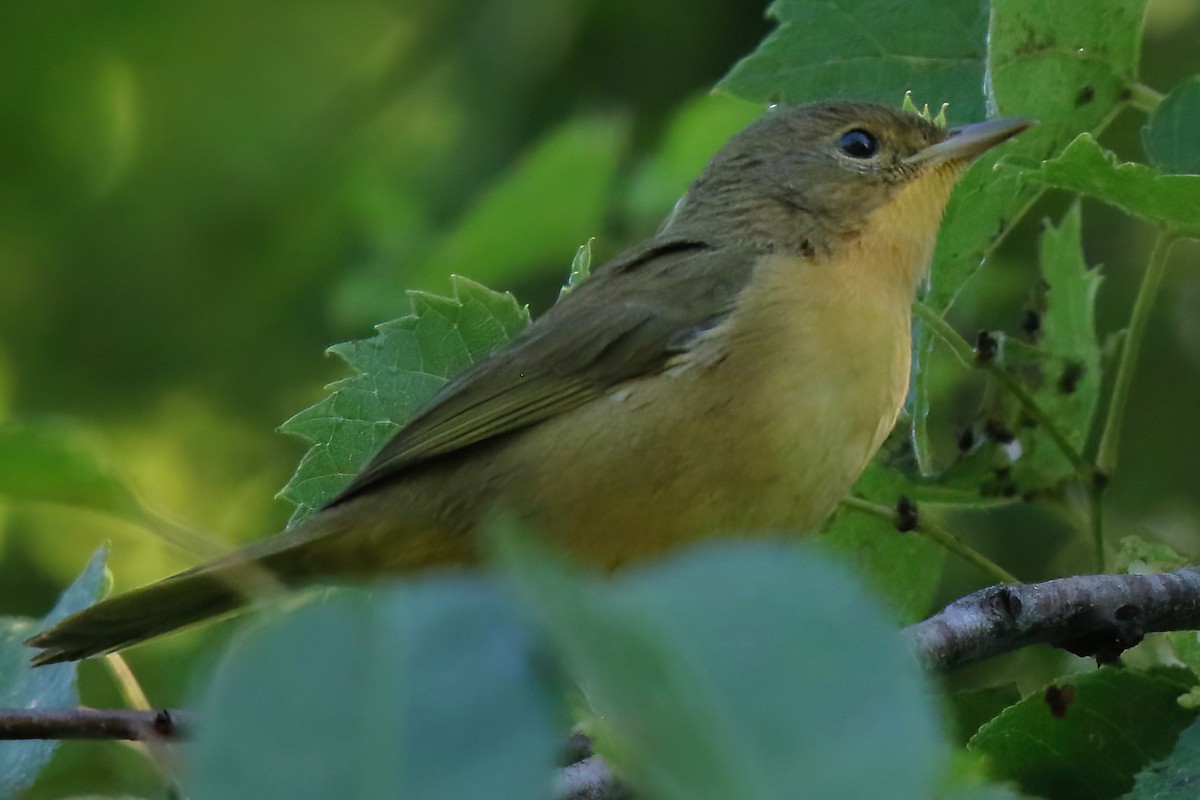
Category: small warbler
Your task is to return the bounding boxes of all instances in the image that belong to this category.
[30,101,1029,664]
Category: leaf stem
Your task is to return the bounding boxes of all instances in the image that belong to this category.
[1088,482,1106,573]
[839,496,1021,585]
[912,302,1092,482]
[1128,82,1165,113]
[1096,233,1177,476]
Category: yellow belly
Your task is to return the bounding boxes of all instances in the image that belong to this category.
[499,252,915,566]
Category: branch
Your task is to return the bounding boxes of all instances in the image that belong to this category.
[906,566,1200,671]
[0,708,191,741]
[555,755,632,800]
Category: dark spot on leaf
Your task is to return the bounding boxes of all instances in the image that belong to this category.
[895,496,918,532]
[1020,309,1042,338]
[1093,470,1110,490]
[1058,361,1085,394]
[1075,85,1095,106]
[975,330,998,363]
[1044,684,1075,718]
[1119,87,1133,102]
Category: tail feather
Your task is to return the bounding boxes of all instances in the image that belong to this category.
[27,569,252,665]
[27,507,476,664]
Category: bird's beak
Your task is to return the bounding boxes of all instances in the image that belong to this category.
[904,117,1034,166]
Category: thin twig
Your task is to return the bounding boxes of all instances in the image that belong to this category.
[0,708,192,741]
[1127,82,1165,113]
[839,496,1021,584]
[1096,233,1177,477]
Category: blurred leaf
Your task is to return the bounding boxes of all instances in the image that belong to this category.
[410,115,627,291]
[969,667,1197,799]
[1130,715,1200,799]
[626,92,762,221]
[279,276,529,519]
[1142,75,1200,175]
[188,578,560,800]
[0,547,108,797]
[0,421,147,526]
[1169,631,1200,684]
[498,534,947,800]
[720,0,988,120]
[819,507,946,624]
[1015,133,1200,236]
[1115,535,1188,574]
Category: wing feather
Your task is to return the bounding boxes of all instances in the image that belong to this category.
[326,236,758,506]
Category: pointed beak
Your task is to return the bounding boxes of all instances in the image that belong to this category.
[904,117,1035,166]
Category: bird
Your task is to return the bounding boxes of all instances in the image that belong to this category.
[29,101,1030,664]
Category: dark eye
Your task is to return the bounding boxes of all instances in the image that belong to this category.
[837,129,879,159]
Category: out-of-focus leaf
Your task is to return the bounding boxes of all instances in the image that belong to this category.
[626,92,762,221]
[498,533,947,800]
[188,578,560,800]
[279,277,529,519]
[0,548,109,797]
[1142,75,1200,175]
[720,0,988,121]
[1129,715,1200,799]
[0,421,147,526]
[409,115,627,291]
[969,667,1197,799]
[1016,133,1200,236]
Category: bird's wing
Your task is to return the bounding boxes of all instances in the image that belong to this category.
[326,236,758,506]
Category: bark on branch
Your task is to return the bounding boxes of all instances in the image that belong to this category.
[905,566,1200,671]
[0,707,192,741]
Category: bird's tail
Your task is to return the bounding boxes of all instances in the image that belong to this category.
[27,510,472,665]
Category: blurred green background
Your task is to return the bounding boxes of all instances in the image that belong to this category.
[0,0,1198,795]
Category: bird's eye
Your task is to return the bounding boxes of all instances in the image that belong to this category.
[837,129,879,159]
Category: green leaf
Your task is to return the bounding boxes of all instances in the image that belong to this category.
[498,534,947,800]
[188,578,561,800]
[0,421,147,525]
[1129,715,1200,799]
[1006,204,1102,489]
[926,0,1146,311]
[910,0,1144,475]
[408,115,627,291]
[279,276,530,519]
[720,0,988,121]
[969,667,1197,799]
[0,547,109,796]
[819,507,946,624]
[1142,75,1200,175]
[1016,133,1200,237]
[946,685,1022,745]
[558,237,593,299]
